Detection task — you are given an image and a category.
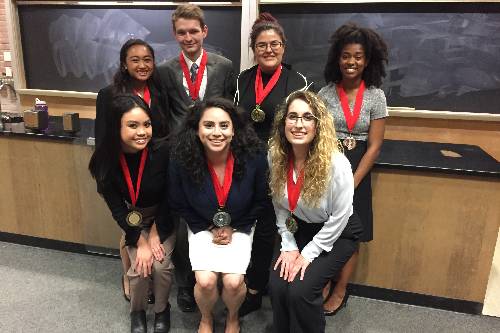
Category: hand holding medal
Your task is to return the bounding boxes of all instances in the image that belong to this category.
[336,80,366,150]
[119,148,148,227]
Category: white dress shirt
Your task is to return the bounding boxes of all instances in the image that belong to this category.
[182,50,208,101]
[271,151,354,262]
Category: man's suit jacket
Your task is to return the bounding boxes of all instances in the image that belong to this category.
[158,52,236,134]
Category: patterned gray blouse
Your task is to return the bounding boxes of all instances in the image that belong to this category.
[318,84,388,141]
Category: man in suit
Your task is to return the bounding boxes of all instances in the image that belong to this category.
[157,3,236,313]
[158,4,236,134]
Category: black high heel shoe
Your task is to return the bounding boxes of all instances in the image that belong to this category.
[324,292,349,316]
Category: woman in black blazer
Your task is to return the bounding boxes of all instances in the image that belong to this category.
[89,95,174,333]
[95,39,169,302]
[168,97,268,333]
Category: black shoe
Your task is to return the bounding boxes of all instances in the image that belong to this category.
[324,292,349,317]
[154,304,171,333]
[238,291,262,317]
[130,310,146,333]
[176,287,196,312]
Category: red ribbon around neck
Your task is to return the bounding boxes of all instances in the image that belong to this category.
[134,85,151,107]
[287,155,305,213]
[336,80,366,132]
[119,148,148,207]
[207,151,234,209]
[179,50,208,101]
[255,65,282,106]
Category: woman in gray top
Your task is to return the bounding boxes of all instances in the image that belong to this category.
[318,22,389,316]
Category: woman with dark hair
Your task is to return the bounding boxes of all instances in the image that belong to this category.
[168,97,268,333]
[95,38,169,302]
[89,95,174,333]
[268,90,361,333]
[234,12,312,317]
[318,22,388,315]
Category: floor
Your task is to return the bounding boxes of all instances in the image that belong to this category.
[1,241,499,333]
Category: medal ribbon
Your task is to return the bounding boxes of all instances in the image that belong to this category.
[179,50,208,101]
[287,155,305,214]
[254,65,282,106]
[336,80,365,132]
[134,85,151,107]
[207,151,234,209]
[119,148,148,207]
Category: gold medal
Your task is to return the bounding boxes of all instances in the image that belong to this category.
[285,215,298,234]
[343,136,356,150]
[251,105,265,123]
[126,210,143,227]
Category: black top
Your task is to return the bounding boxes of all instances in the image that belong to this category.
[235,63,311,142]
[168,152,269,234]
[94,81,169,147]
[98,140,173,246]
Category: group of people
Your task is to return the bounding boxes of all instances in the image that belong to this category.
[89,4,389,333]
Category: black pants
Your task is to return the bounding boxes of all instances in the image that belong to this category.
[172,217,195,289]
[246,200,277,291]
[269,216,360,333]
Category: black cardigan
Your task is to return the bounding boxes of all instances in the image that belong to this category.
[98,140,173,246]
[235,63,311,143]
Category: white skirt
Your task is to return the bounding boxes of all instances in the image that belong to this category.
[187,226,255,274]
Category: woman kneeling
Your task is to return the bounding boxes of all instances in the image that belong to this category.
[268,91,363,333]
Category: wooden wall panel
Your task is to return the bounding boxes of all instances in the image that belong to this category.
[353,170,500,302]
[0,137,120,248]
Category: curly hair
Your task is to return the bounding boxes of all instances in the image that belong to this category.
[170,97,264,186]
[268,91,340,207]
[249,12,286,50]
[112,39,157,94]
[324,22,388,87]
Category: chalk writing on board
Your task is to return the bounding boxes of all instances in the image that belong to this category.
[281,12,500,99]
[48,9,223,84]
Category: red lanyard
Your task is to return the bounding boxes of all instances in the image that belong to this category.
[134,85,151,107]
[179,50,208,100]
[336,80,365,132]
[207,151,234,209]
[255,65,282,105]
[119,148,148,207]
[287,155,304,213]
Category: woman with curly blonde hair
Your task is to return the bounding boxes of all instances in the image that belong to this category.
[268,90,362,333]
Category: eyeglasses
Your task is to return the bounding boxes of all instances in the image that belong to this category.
[286,112,318,124]
[255,41,283,52]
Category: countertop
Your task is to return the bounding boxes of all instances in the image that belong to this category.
[0,115,94,145]
[1,118,498,177]
[376,140,499,177]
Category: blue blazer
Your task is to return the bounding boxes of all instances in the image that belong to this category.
[168,152,269,234]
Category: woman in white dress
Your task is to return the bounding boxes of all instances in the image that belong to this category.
[168,97,269,333]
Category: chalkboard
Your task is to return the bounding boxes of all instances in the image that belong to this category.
[18,5,241,93]
[262,3,500,114]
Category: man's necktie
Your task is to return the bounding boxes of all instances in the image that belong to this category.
[190,63,199,83]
